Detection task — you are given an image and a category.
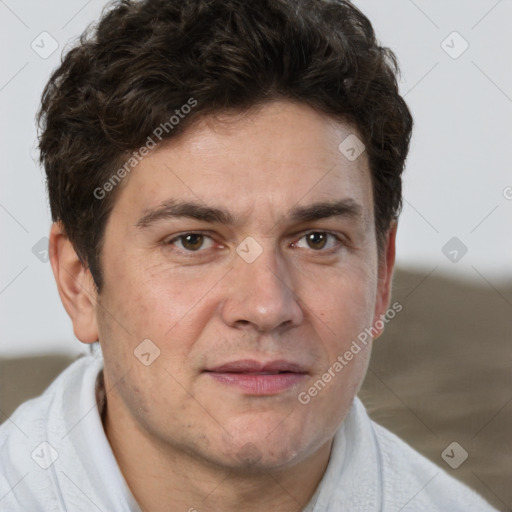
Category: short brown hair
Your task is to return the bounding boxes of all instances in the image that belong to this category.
[38,0,413,291]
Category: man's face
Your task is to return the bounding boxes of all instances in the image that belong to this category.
[93,100,392,470]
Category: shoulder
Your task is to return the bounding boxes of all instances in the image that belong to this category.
[368,414,498,512]
[0,354,103,510]
[0,353,100,442]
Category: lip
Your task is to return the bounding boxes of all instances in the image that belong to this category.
[204,359,308,395]
[207,359,307,374]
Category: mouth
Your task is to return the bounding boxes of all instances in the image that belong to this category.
[204,359,308,395]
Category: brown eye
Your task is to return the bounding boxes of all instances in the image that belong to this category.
[306,232,327,250]
[294,231,341,252]
[180,233,204,251]
[169,233,216,252]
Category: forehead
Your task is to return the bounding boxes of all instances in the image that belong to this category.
[112,100,373,226]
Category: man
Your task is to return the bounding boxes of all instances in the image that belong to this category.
[0,0,498,510]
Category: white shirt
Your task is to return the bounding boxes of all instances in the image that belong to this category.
[0,349,498,511]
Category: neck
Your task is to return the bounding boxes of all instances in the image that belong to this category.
[102,394,332,512]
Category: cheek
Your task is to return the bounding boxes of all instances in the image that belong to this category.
[304,266,377,341]
[102,256,216,339]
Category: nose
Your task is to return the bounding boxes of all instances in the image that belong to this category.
[220,243,304,333]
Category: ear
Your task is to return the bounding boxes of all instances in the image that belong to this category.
[371,219,397,340]
[49,222,99,343]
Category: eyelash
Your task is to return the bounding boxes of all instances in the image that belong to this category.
[165,231,344,255]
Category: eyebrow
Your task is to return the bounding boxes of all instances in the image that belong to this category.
[135,198,363,229]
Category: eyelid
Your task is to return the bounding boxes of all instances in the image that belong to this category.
[164,229,345,254]
[292,230,345,251]
[166,231,218,252]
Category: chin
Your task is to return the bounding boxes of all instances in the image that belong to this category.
[216,428,312,472]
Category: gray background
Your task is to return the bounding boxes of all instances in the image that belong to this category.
[1,0,511,356]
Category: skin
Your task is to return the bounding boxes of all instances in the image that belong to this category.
[50,100,396,512]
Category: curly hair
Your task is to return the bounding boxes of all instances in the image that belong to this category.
[37,0,413,291]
